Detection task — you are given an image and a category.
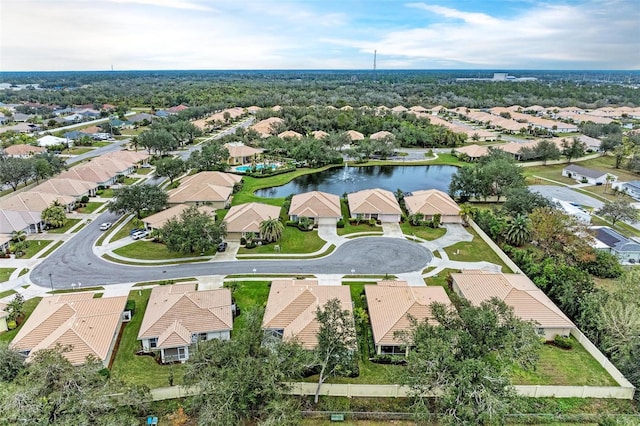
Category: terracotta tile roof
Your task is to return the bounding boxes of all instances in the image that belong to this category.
[102,150,150,165]
[311,130,330,139]
[344,130,364,141]
[166,104,189,113]
[391,105,408,113]
[289,191,341,219]
[10,294,127,365]
[278,130,303,139]
[224,202,281,234]
[178,171,242,188]
[224,142,264,158]
[404,189,460,217]
[370,131,394,140]
[167,172,240,204]
[59,166,114,184]
[138,284,233,349]
[3,144,45,156]
[246,106,262,113]
[409,106,429,113]
[365,281,452,345]
[87,157,131,174]
[250,117,284,137]
[262,280,353,349]
[144,204,216,229]
[451,271,574,329]
[347,188,402,216]
[32,178,97,198]
[0,191,75,212]
[455,144,489,158]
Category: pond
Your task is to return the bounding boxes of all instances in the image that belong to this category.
[255,165,458,198]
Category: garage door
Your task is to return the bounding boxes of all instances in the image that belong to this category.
[379,214,400,223]
[318,217,337,226]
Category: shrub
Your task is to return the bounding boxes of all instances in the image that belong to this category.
[98,368,111,378]
[7,320,17,330]
[125,300,136,314]
[370,354,407,365]
[80,195,90,203]
[245,242,256,249]
[337,219,345,228]
[553,335,573,350]
[240,237,247,245]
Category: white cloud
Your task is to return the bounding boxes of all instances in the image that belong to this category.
[103,0,214,12]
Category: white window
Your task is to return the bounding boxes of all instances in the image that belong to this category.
[149,337,158,349]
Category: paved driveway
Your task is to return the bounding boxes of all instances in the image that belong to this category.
[529,185,604,209]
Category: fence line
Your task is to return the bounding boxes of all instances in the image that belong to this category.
[468,220,524,274]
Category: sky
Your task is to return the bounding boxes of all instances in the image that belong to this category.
[1,0,638,71]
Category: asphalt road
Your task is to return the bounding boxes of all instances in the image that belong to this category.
[30,209,432,288]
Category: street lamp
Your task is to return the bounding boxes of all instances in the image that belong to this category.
[48,273,53,292]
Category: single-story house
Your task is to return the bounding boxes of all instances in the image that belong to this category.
[370,130,395,140]
[137,283,233,364]
[167,171,241,208]
[347,188,402,223]
[344,130,365,141]
[10,294,128,366]
[0,191,76,213]
[102,150,151,167]
[311,130,330,139]
[58,166,115,187]
[591,226,640,264]
[2,144,45,158]
[127,113,156,124]
[0,209,43,235]
[404,189,462,224]
[562,165,616,185]
[224,142,264,166]
[262,279,353,349]
[32,178,98,199]
[278,130,303,139]
[454,144,489,161]
[224,202,281,241]
[365,281,452,356]
[144,204,216,231]
[289,191,342,226]
[618,181,640,200]
[37,135,69,148]
[88,157,134,176]
[250,117,285,138]
[450,270,574,340]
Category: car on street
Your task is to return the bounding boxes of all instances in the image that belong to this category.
[131,230,148,240]
[217,242,228,252]
[99,222,112,231]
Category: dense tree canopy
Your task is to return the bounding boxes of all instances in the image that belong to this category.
[109,184,168,218]
[160,205,226,254]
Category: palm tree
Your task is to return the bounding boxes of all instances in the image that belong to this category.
[259,218,284,243]
[11,230,27,243]
[458,203,477,226]
[505,214,531,247]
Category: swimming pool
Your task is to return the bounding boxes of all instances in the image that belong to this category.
[235,163,276,173]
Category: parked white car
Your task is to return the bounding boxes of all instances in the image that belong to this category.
[131,230,148,240]
[99,222,112,231]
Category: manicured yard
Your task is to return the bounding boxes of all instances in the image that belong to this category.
[0,268,16,283]
[97,188,115,198]
[523,155,640,185]
[67,147,94,155]
[112,219,143,241]
[111,289,184,389]
[113,241,216,260]
[337,200,382,236]
[47,218,82,233]
[136,168,153,175]
[19,240,53,259]
[0,289,17,298]
[399,222,447,241]
[237,227,326,254]
[36,240,62,258]
[579,184,633,203]
[510,337,617,386]
[0,297,42,343]
[124,177,140,185]
[77,202,104,213]
[227,281,271,334]
[443,227,512,272]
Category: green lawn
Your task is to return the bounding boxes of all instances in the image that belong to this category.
[124,177,140,185]
[97,188,115,198]
[47,218,82,233]
[0,297,42,343]
[112,219,141,241]
[510,337,617,386]
[49,286,105,294]
[110,289,184,389]
[19,240,52,259]
[578,184,633,203]
[37,240,63,258]
[337,200,382,236]
[399,222,447,241]
[136,168,153,175]
[0,268,16,283]
[238,227,326,254]
[228,281,271,334]
[0,289,17,298]
[67,147,94,155]
[443,228,512,272]
[77,202,104,213]
[524,155,640,184]
[113,241,216,260]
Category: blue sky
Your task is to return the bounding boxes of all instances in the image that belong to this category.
[1,0,638,71]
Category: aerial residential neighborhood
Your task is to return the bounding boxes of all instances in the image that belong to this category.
[0,0,639,423]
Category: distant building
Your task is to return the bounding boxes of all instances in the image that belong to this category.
[562,165,616,185]
[591,226,640,264]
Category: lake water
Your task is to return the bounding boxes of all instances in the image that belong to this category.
[255,165,458,198]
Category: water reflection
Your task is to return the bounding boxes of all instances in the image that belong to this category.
[255,165,457,198]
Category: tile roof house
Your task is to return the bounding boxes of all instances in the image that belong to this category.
[10,294,128,366]
[591,226,640,264]
[262,279,353,349]
[101,150,151,167]
[347,188,402,223]
[58,166,115,187]
[562,165,616,185]
[404,189,462,224]
[167,171,241,208]
[88,157,134,176]
[224,142,264,165]
[2,144,45,158]
[278,130,303,139]
[365,281,452,356]
[0,191,76,213]
[311,130,330,139]
[344,130,365,141]
[0,209,43,235]
[224,202,281,241]
[250,117,285,138]
[143,204,216,230]
[454,144,490,160]
[137,283,233,364]
[32,178,98,199]
[289,191,342,226]
[451,271,574,340]
[369,130,395,140]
